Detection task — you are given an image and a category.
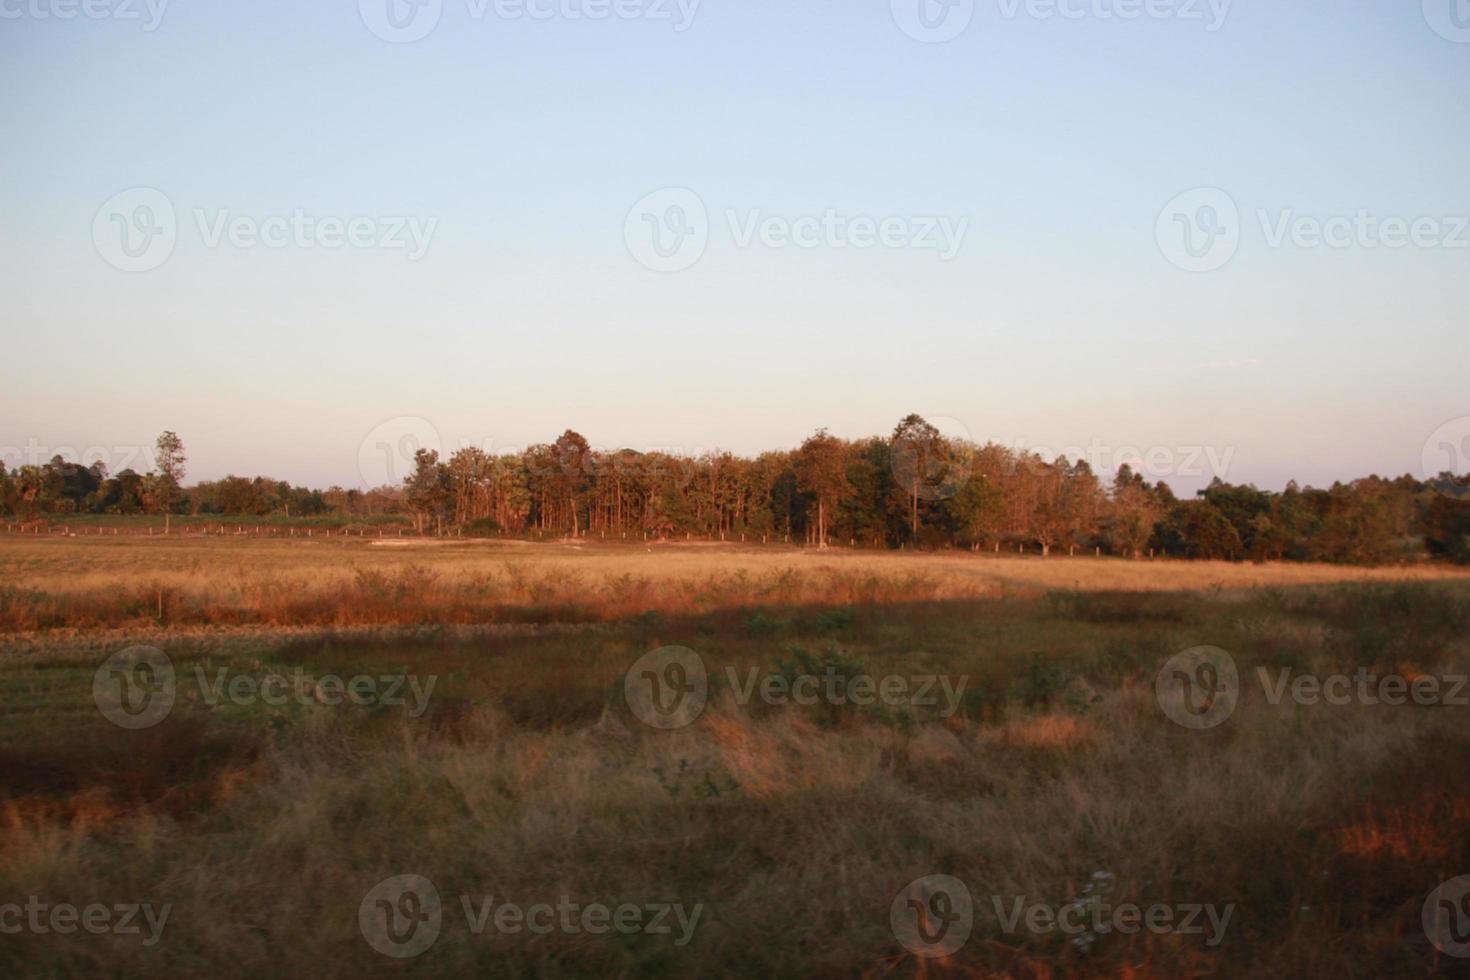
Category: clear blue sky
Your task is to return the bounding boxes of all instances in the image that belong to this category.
[2,0,1467,495]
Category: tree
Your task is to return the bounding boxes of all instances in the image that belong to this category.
[153,431,187,533]
[447,447,495,525]
[552,430,593,536]
[891,414,942,543]
[840,438,900,545]
[1423,493,1470,563]
[5,422,1462,567]
[1033,457,1102,556]
[945,455,1005,549]
[795,429,849,548]
[1158,500,1245,560]
[405,449,448,533]
[0,464,14,517]
[1106,465,1163,558]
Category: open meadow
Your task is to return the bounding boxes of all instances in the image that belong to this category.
[2,537,1469,977]
[11,3,1470,975]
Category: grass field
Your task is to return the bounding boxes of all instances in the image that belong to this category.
[2,538,1468,977]
[3,535,1467,634]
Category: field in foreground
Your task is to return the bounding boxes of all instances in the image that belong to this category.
[1,541,1468,977]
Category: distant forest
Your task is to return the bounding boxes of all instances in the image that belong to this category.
[4,416,1468,565]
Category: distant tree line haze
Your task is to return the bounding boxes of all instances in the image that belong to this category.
[3,421,1467,564]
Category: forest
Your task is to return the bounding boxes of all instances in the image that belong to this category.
[4,415,1467,565]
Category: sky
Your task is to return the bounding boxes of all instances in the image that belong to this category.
[2,0,1468,496]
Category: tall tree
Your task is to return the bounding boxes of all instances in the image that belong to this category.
[405,448,448,533]
[552,430,592,536]
[153,431,187,533]
[891,414,942,543]
[795,429,849,548]
[1106,465,1163,559]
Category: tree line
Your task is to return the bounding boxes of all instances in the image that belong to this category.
[3,418,1467,564]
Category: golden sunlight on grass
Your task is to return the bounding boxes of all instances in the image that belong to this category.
[2,542,1468,977]
[3,536,1467,636]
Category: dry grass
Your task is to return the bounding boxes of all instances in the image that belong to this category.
[2,542,1468,977]
[3,685,1466,977]
[2,535,1466,633]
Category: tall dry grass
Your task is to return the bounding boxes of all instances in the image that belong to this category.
[3,536,1467,633]
[2,689,1465,977]
[2,581,1469,976]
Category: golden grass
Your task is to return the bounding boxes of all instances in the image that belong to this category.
[3,535,1467,634]
[2,543,1468,977]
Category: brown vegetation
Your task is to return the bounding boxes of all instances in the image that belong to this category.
[3,536,1467,636]
[2,546,1468,977]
